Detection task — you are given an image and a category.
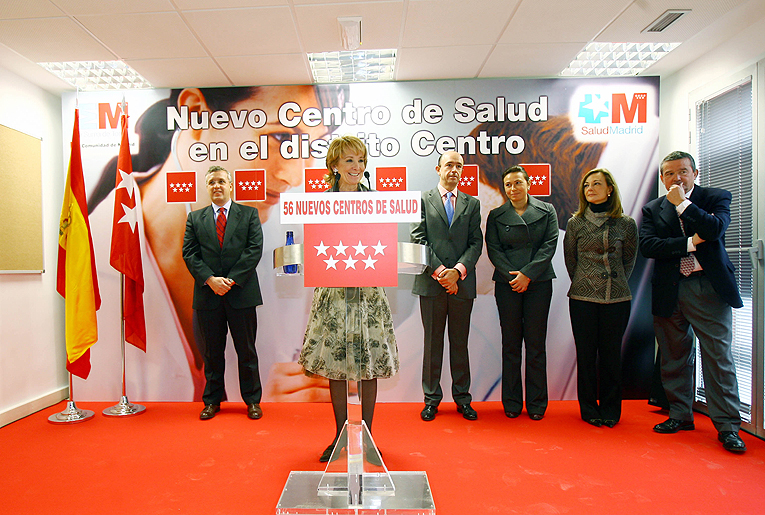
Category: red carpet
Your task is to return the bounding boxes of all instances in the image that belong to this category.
[2,400,763,515]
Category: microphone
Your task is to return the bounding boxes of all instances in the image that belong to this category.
[364,170,371,189]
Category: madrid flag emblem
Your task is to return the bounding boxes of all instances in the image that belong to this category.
[235,169,266,201]
[375,166,407,191]
[304,224,398,287]
[521,163,552,196]
[305,168,330,193]
[166,171,197,203]
[460,164,479,197]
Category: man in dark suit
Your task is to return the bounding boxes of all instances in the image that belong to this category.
[640,151,745,453]
[183,166,264,420]
[411,151,483,421]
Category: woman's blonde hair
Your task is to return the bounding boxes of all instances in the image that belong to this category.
[325,135,368,189]
[573,168,624,218]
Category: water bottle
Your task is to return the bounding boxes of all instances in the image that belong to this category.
[283,231,297,274]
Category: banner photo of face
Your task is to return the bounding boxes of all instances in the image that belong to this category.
[62,77,660,404]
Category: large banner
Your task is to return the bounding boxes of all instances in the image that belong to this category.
[62,77,660,403]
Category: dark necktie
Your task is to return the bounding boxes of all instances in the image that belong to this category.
[445,191,454,226]
[678,216,695,276]
[216,207,227,248]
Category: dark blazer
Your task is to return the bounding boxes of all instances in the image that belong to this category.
[182,201,263,310]
[411,187,483,299]
[639,185,742,317]
[485,195,558,284]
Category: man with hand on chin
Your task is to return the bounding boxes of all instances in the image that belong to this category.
[411,151,483,422]
[183,166,265,420]
[640,151,746,453]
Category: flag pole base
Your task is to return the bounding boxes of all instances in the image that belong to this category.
[102,396,146,417]
[48,401,95,424]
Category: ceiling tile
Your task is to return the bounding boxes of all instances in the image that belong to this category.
[217,54,312,86]
[499,0,631,43]
[51,0,176,16]
[480,42,585,78]
[396,45,493,80]
[183,6,300,56]
[176,0,288,8]
[294,1,403,53]
[0,1,64,19]
[598,0,748,43]
[0,18,115,62]
[402,0,521,48]
[77,12,206,60]
[126,57,231,88]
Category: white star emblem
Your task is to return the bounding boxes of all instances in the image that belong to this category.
[324,255,339,270]
[333,241,348,256]
[352,241,368,256]
[343,256,358,269]
[372,241,387,255]
[116,169,136,199]
[118,203,139,233]
[362,256,377,269]
[314,241,329,256]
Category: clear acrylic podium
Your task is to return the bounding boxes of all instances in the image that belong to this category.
[273,239,435,515]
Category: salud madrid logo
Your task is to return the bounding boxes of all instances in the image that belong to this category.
[575,91,648,137]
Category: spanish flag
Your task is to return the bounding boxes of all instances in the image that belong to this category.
[56,109,101,379]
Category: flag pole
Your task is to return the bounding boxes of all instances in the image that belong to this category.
[48,373,95,424]
[103,274,146,417]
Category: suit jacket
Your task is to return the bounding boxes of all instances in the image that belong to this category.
[639,185,742,317]
[410,187,483,299]
[182,201,263,310]
[485,195,558,284]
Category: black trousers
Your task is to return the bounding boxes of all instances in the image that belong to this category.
[569,299,631,421]
[495,280,552,415]
[195,301,262,406]
[419,293,474,406]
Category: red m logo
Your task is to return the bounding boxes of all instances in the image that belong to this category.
[611,93,646,123]
[99,103,127,129]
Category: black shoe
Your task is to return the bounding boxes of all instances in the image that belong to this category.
[602,419,618,428]
[420,405,438,421]
[718,431,746,453]
[457,403,477,420]
[586,418,602,427]
[529,413,544,421]
[199,404,220,420]
[653,418,695,433]
[247,403,262,419]
[505,410,521,418]
[320,442,336,462]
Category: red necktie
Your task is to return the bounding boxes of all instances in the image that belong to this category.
[216,207,227,248]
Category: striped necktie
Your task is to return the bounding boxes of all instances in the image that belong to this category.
[216,207,227,248]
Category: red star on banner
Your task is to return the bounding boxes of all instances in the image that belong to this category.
[520,163,552,196]
[305,168,330,193]
[304,223,398,287]
[166,171,197,203]
[459,164,479,197]
[235,169,266,201]
[375,166,407,191]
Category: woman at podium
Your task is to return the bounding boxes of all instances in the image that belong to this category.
[298,135,400,462]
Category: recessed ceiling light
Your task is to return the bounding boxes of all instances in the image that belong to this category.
[37,61,152,91]
[308,49,396,83]
[560,42,681,77]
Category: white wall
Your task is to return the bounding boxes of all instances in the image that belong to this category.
[0,65,67,426]
[659,11,765,161]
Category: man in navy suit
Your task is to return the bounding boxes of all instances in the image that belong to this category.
[411,151,483,421]
[640,151,745,453]
[183,166,264,420]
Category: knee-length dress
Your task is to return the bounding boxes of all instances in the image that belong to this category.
[298,286,399,381]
